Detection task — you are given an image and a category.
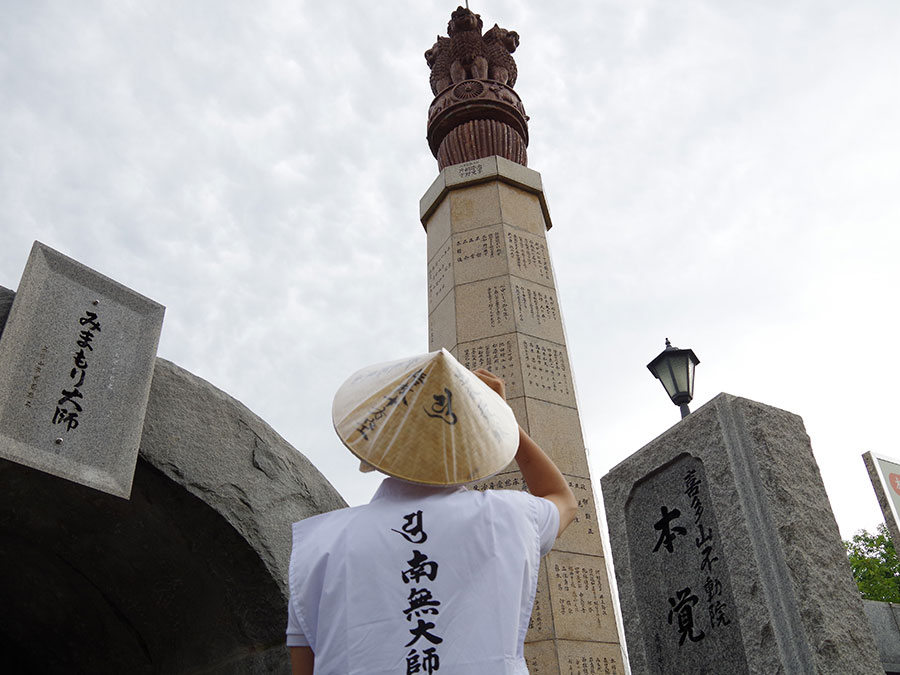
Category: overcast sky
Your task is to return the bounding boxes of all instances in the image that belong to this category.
[2,0,899,540]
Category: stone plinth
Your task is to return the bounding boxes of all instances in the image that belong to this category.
[0,242,164,498]
[421,156,627,674]
[601,393,882,675]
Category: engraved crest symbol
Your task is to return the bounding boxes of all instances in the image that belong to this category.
[890,473,900,496]
[453,80,484,99]
[424,388,458,425]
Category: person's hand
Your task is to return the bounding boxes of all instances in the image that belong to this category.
[474,368,506,400]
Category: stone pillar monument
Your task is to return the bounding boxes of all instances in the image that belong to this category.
[420,7,627,673]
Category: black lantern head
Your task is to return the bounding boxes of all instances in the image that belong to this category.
[647,339,700,409]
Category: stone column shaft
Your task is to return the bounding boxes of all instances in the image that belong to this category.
[421,155,627,675]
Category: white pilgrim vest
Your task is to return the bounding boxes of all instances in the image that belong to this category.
[287,477,558,674]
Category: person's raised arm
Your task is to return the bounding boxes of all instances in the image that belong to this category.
[474,369,577,537]
[514,426,577,537]
[290,646,314,675]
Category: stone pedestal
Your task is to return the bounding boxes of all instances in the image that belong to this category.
[601,393,882,675]
[421,156,627,674]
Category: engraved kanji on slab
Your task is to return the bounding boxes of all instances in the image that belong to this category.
[0,242,164,498]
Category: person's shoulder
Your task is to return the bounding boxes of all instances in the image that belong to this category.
[475,487,548,512]
[478,487,538,502]
[480,488,558,521]
[291,503,364,537]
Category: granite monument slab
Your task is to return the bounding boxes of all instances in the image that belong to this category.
[602,393,882,674]
[0,242,164,498]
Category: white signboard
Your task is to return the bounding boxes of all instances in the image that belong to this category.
[862,451,900,546]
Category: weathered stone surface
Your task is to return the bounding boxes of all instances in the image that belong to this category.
[602,393,882,675]
[0,287,345,674]
[862,599,900,674]
[0,286,13,334]
[449,181,504,232]
[140,358,347,593]
[0,242,164,498]
[524,399,590,477]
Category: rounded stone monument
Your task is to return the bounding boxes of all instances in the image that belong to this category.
[0,283,344,674]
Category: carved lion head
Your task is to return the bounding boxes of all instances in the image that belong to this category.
[448,6,483,35]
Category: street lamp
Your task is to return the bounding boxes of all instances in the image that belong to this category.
[647,338,700,419]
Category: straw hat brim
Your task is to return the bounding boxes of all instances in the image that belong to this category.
[332,349,519,486]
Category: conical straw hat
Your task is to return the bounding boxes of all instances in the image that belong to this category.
[332,349,519,486]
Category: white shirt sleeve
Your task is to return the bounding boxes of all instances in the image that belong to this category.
[286,596,310,647]
[533,496,560,556]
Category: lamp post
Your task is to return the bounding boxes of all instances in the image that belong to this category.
[647,338,700,419]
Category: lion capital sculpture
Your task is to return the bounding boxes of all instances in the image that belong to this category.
[424,6,519,95]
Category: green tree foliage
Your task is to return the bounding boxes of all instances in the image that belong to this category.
[844,523,900,602]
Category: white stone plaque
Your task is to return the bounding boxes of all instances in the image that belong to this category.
[0,242,164,498]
